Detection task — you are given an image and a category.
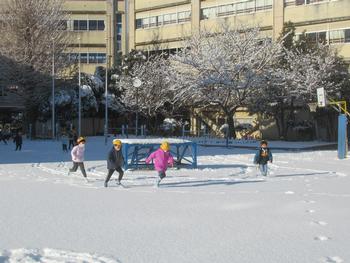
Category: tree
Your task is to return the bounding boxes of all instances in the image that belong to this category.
[119,54,183,133]
[0,0,72,134]
[170,25,283,138]
[249,22,347,140]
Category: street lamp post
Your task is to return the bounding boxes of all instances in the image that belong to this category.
[52,38,55,140]
[133,77,142,136]
[78,37,82,136]
[104,55,109,145]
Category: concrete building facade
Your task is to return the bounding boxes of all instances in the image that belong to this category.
[127,0,350,63]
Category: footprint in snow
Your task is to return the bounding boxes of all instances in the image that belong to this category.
[323,256,344,263]
[314,236,331,241]
[306,209,315,213]
[303,200,316,204]
[0,248,120,263]
[311,221,328,226]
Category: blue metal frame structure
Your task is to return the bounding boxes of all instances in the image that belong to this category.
[122,142,197,170]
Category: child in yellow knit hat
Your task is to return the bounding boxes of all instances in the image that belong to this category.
[146,141,174,187]
[105,139,124,187]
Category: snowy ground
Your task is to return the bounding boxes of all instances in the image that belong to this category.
[0,137,349,263]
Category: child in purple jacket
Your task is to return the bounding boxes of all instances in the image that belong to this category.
[146,141,174,187]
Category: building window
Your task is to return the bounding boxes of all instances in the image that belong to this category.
[142,17,150,28]
[117,14,122,23]
[72,20,104,31]
[136,10,191,29]
[68,53,106,64]
[117,42,122,51]
[96,53,106,63]
[157,15,164,26]
[69,53,78,62]
[178,11,191,22]
[329,28,350,44]
[297,28,350,45]
[88,53,98,63]
[116,14,122,50]
[149,16,157,27]
[218,4,235,17]
[80,53,88,63]
[201,7,217,19]
[73,20,79,31]
[285,0,332,7]
[136,19,142,29]
[163,13,177,25]
[117,24,122,34]
[345,29,350,43]
[79,20,88,31]
[256,0,273,10]
[89,20,98,30]
[201,0,272,20]
[97,20,105,30]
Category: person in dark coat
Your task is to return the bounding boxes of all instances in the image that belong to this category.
[72,129,78,146]
[105,139,124,187]
[0,129,8,144]
[68,130,74,150]
[254,140,273,176]
[13,132,23,151]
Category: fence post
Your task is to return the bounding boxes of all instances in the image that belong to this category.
[123,143,129,170]
[56,123,59,140]
[338,114,348,159]
[192,142,197,168]
[29,124,32,140]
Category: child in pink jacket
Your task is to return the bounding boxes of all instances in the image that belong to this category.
[68,136,88,182]
[146,141,174,187]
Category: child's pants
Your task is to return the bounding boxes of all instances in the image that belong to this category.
[15,144,22,151]
[70,162,87,177]
[259,164,268,176]
[62,144,68,152]
[105,167,124,183]
[158,171,166,179]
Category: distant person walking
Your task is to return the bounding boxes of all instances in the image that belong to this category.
[253,140,273,176]
[68,130,74,150]
[72,129,78,146]
[146,141,174,187]
[13,132,23,151]
[61,132,68,152]
[68,136,88,182]
[0,129,7,144]
[104,139,124,187]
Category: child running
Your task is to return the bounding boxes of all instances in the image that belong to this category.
[254,140,273,176]
[104,139,124,187]
[146,141,174,187]
[69,136,89,182]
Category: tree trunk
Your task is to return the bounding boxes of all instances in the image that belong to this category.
[277,105,286,140]
[226,112,236,139]
[284,99,295,140]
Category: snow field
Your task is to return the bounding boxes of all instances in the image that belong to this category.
[0,137,349,262]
